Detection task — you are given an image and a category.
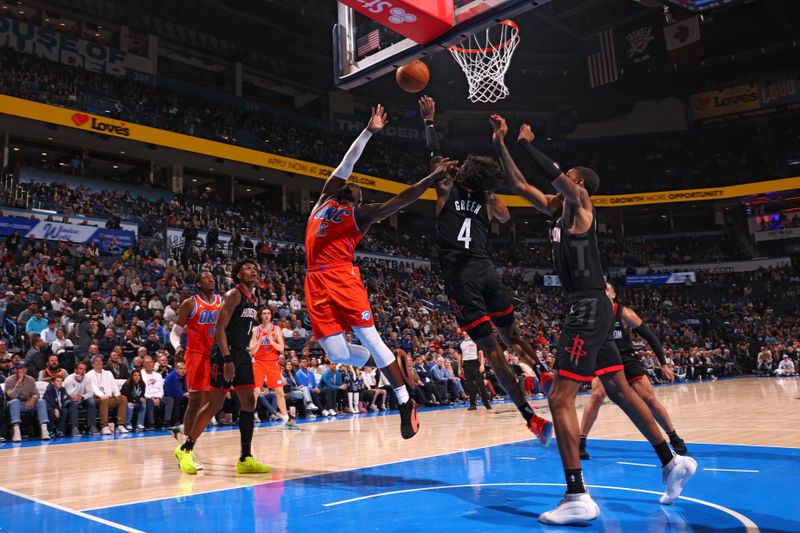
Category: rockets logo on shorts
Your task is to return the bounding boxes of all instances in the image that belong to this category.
[361,311,371,321]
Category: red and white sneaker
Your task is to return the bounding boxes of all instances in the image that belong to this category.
[527,416,554,447]
[539,492,600,525]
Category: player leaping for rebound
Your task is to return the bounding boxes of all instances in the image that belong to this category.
[491,115,696,525]
[579,282,687,459]
[419,95,552,444]
[305,105,458,439]
[169,271,220,470]
[175,259,270,475]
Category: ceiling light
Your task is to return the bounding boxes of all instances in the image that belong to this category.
[246,188,252,192]
[209,168,214,171]
[192,178,197,182]
[112,165,118,169]
[41,152,47,156]
[12,147,19,151]
[120,151,125,154]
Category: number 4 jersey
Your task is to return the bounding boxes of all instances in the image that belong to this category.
[436,184,493,286]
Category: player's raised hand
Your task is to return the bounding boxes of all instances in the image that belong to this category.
[419,95,436,122]
[429,157,459,180]
[518,123,535,143]
[489,114,508,143]
[367,104,389,133]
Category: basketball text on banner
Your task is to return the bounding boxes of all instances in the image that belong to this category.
[338,0,454,44]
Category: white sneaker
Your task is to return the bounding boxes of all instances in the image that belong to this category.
[254,413,261,423]
[209,418,218,426]
[12,425,21,442]
[306,413,317,419]
[661,455,697,505]
[539,493,600,525]
[306,403,319,412]
[380,405,388,411]
[40,424,50,440]
[101,426,112,435]
[321,409,329,416]
[369,405,378,412]
[117,425,129,434]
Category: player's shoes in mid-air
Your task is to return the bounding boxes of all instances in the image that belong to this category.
[539,492,600,525]
[236,456,272,474]
[660,454,698,505]
[174,446,199,475]
[398,399,419,440]
[527,416,554,447]
[579,437,591,460]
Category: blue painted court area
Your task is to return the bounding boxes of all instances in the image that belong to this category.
[0,437,791,533]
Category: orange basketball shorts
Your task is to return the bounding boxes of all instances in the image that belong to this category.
[304,264,375,340]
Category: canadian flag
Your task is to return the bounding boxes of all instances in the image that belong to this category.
[663,15,703,64]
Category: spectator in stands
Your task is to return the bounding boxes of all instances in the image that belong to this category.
[5,362,50,441]
[121,329,141,360]
[285,330,305,352]
[163,361,188,426]
[429,357,452,405]
[105,346,130,380]
[25,308,48,344]
[24,335,46,377]
[98,328,119,358]
[295,358,323,414]
[319,362,346,416]
[40,318,58,346]
[86,355,126,435]
[43,375,78,437]
[0,355,13,383]
[38,354,68,383]
[121,369,146,431]
[143,331,162,355]
[776,355,797,377]
[141,355,165,429]
[360,366,387,412]
[413,355,440,405]
[51,328,74,364]
[443,359,467,403]
[155,352,172,378]
[64,361,97,435]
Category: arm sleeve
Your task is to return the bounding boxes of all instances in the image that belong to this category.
[331,129,373,179]
[518,140,560,193]
[169,324,184,351]
[424,121,441,158]
[633,323,666,365]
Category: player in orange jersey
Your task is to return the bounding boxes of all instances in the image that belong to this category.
[248,307,296,430]
[305,104,457,440]
[169,271,220,463]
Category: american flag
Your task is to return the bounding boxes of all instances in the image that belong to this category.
[357,29,380,57]
[586,29,618,88]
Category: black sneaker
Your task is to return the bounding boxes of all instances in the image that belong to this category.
[398,399,419,440]
[671,436,688,455]
[468,405,477,411]
[579,441,591,460]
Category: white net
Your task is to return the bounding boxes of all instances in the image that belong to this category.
[449,20,520,104]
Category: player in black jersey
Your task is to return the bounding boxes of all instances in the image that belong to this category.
[580,282,688,459]
[175,259,271,475]
[491,115,696,525]
[420,96,553,445]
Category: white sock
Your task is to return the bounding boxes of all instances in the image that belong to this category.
[394,385,410,405]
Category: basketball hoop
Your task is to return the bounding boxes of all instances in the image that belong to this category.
[449,19,520,104]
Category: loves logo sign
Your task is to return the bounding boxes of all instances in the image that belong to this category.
[70,112,131,137]
[690,84,761,120]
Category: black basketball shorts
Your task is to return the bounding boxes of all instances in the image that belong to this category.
[209,346,255,390]
[445,266,514,340]
[621,351,648,383]
[554,292,623,382]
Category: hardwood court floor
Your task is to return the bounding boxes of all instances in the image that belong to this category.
[0,377,797,514]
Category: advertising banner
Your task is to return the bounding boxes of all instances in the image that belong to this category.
[625,272,696,286]
[754,227,800,242]
[633,257,791,274]
[758,77,800,109]
[690,84,760,120]
[0,16,154,83]
[0,216,135,251]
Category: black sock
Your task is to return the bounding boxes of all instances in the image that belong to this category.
[181,437,195,452]
[239,410,254,461]
[667,431,680,440]
[654,440,675,466]
[515,400,535,423]
[579,435,587,447]
[565,469,586,494]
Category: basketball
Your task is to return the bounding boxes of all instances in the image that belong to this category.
[396,59,430,93]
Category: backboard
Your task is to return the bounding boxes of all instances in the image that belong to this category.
[334,0,551,90]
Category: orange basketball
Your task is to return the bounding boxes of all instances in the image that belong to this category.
[396,59,430,93]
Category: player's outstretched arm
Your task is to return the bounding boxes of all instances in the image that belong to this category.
[490,114,558,216]
[486,191,510,223]
[318,105,388,203]
[623,306,672,381]
[357,158,459,231]
[419,95,442,164]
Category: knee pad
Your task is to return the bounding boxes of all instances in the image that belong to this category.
[464,320,493,341]
[352,326,394,368]
[318,332,370,367]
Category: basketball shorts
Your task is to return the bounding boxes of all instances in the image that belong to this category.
[184,349,210,392]
[254,358,283,389]
[305,264,375,340]
[621,351,647,383]
[209,346,255,390]
[445,266,514,340]
[554,292,623,382]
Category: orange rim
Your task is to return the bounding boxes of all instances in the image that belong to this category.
[448,19,519,55]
